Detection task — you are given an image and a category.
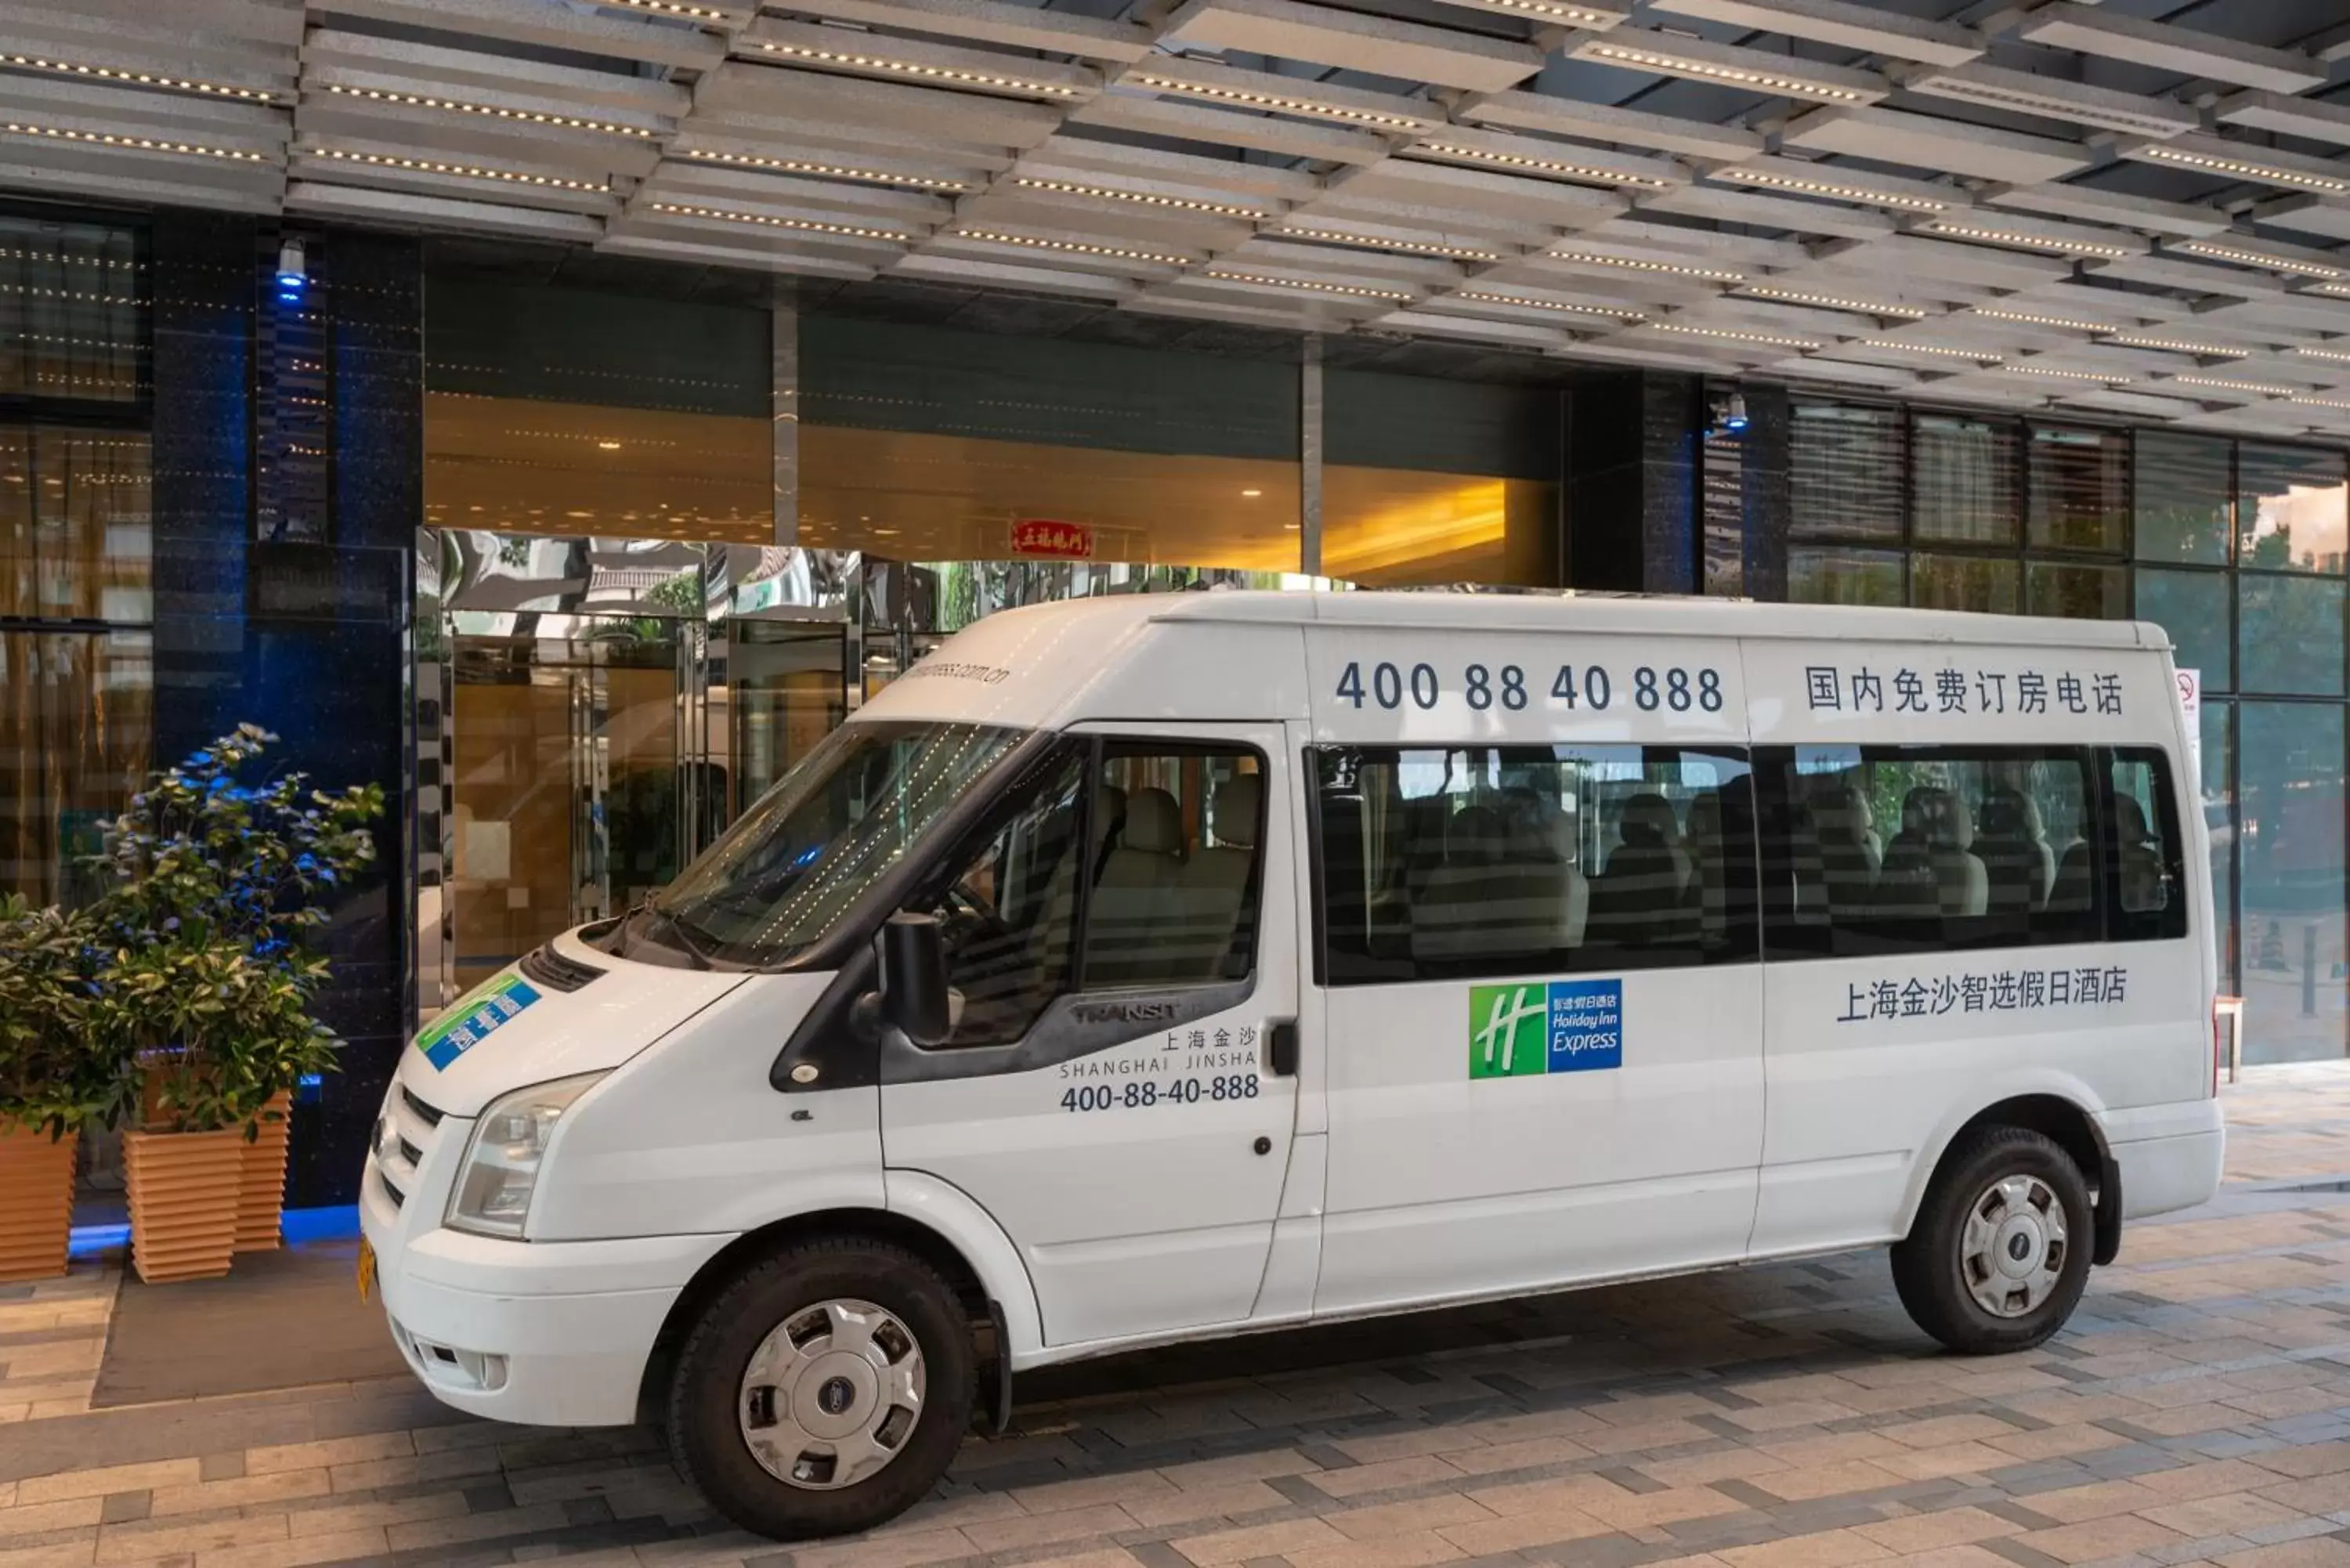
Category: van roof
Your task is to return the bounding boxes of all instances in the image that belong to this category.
[980,590,2167,653]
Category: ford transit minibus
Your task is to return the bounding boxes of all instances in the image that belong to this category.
[361,591,2224,1540]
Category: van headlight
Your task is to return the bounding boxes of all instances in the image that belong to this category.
[446,1073,605,1239]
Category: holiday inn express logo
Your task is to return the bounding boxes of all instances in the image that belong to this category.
[1470,985,1549,1078]
[1469,979,1625,1079]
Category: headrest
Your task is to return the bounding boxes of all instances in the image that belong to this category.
[1978,787,2028,840]
[1209,774,1260,849]
[1447,804,1507,864]
[2115,793,2149,844]
[1686,789,1723,845]
[1121,787,1184,855]
[1621,793,1677,847]
[1907,786,1973,853]
[1094,783,1127,834]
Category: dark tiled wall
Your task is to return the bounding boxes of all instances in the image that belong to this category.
[1565,369,1703,594]
[1739,383,1791,605]
[150,215,418,1207]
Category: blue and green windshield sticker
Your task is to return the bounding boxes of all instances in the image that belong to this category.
[416,973,541,1071]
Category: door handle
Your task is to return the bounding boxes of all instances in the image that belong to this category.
[1266,1020,1299,1077]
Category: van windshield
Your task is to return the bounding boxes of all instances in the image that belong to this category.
[642,721,1025,967]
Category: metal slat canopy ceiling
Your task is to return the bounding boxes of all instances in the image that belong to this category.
[4,0,2348,436]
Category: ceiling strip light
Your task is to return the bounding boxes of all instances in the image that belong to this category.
[1014,177,1257,219]
[2316,283,2350,299]
[1713,166,1952,213]
[1278,227,1500,262]
[645,201,913,243]
[320,84,659,139]
[2293,394,2350,410]
[2171,375,2300,396]
[675,148,968,193]
[955,229,1190,266]
[1976,307,2113,332]
[598,0,730,19]
[1130,73,1427,132]
[2000,364,2124,382]
[1582,41,1871,103]
[1462,0,1623,20]
[1456,290,1639,320]
[2174,239,2345,280]
[1647,321,1820,350]
[0,121,268,162]
[1548,247,1743,281]
[1203,269,1412,301]
[0,53,278,103]
[755,42,1083,99]
[1415,141,1672,189]
[1739,286,1925,319]
[2135,142,2350,196]
[2106,334,2251,357]
[1881,342,2004,361]
[311,148,606,193]
[2294,345,2350,365]
[1922,220,2134,260]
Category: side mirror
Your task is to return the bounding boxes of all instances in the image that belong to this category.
[877,912,952,1047]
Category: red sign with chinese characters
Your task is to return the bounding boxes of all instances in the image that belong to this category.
[1010,518,1094,559]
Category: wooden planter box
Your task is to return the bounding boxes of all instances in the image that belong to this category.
[0,1127,78,1284]
[236,1093,293,1254]
[123,1128,245,1284]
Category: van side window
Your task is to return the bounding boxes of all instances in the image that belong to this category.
[918,741,1266,1047]
[2108,749,2188,941]
[1083,744,1265,989]
[1314,746,1757,985]
[1759,745,2183,956]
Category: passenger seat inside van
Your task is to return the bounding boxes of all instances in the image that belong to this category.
[1591,793,1694,947]
[1976,787,2055,914]
[1878,786,1988,919]
[1088,786,1184,984]
[1169,774,1260,980]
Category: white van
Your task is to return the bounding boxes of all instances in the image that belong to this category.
[361,591,2225,1540]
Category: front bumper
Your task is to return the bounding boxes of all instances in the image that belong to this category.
[360,1079,735,1428]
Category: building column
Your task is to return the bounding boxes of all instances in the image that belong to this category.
[1299,334,1323,577]
[1565,369,1703,594]
[773,280,798,547]
[1741,382,1791,604]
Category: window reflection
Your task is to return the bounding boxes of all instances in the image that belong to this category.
[2135,568,2231,692]
[1791,403,1902,541]
[1911,553,2019,614]
[1788,546,1901,606]
[0,218,142,403]
[0,628,150,906]
[1913,416,2019,547]
[2026,425,2124,554]
[2240,575,2345,697]
[2135,431,2232,565]
[2240,703,2345,1063]
[2240,445,2348,574]
[0,427,150,622]
[2026,562,2123,620]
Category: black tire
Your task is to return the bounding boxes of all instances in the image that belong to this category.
[667,1237,975,1541]
[1892,1126,2093,1355]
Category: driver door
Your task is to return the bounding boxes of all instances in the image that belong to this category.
[878,724,1299,1349]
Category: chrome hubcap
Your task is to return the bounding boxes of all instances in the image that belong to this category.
[738,1299,925,1490]
[1960,1174,2068,1319]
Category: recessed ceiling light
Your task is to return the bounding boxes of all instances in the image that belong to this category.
[1547,248,1743,282]
[1975,307,2115,332]
[646,201,913,243]
[1456,290,1641,322]
[0,121,269,162]
[2170,374,2301,396]
[955,229,1191,266]
[674,148,969,193]
[1412,141,1673,190]
[1579,39,1876,104]
[0,53,277,102]
[1241,488,1262,497]
[600,0,729,20]
[1013,177,1257,219]
[2133,140,2350,195]
[1878,341,2003,361]
[2173,238,2346,280]
[2294,345,2350,365]
[2106,334,2251,357]
[1276,227,1501,262]
[1713,165,1954,213]
[1647,321,1820,350]
[2293,393,2350,410]
[311,147,606,192]
[756,41,1085,99]
[1922,220,2135,260]
[1738,286,1926,320]
[597,440,622,450]
[1130,72,1427,132]
[1202,269,1415,301]
[320,84,659,139]
[2000,363,2125,382]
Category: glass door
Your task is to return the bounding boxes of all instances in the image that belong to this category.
[445,620,688,994]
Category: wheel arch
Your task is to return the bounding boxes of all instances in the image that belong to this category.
[634,1204,1021,1426]
[1899,1090,2120,1266]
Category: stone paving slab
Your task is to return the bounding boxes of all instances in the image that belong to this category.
[0,1068,2342,1566]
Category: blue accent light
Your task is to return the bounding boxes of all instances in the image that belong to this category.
[1724,414,1749,433]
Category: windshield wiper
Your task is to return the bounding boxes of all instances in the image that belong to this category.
[633,898,716,970]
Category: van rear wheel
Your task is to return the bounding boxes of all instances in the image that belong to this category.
[667,1237,974,1541]
[1892,1126,2092,1355]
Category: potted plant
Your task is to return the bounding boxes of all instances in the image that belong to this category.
[90,726,380,1281]
[0,897,115,1281]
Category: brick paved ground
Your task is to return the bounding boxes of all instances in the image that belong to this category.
[2,1066,2349,1568]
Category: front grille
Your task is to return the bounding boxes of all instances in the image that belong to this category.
[378,1168,407,1209]
[397,1136,423,1167]
[401,1087,444,1128]
[520,944,605,993]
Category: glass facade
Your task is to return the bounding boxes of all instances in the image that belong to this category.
[1785,399,2350,1064]
[0,215,151,909]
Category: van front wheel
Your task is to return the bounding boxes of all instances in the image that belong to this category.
[667,1237,974,1541]
[1892,1127,2092,1355]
